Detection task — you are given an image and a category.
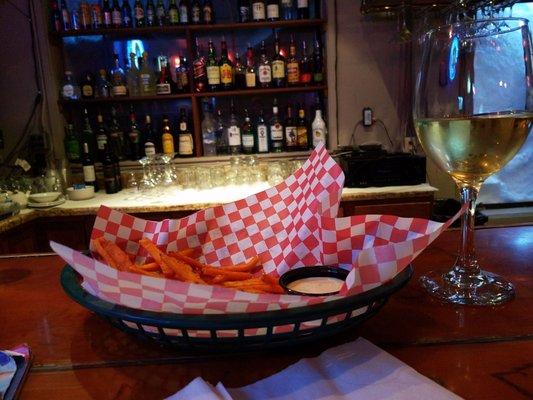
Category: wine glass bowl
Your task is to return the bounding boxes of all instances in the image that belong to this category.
[414,18,533,305]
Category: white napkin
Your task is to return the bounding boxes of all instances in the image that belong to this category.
[0,351,19,399]
[166,338,462,400]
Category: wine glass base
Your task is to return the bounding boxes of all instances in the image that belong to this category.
[420,269,515,306]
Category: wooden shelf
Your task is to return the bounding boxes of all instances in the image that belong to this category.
[53,19,325,38]
[59,85,327,105]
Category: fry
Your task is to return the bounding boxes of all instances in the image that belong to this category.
[92,237,119,269]
[127,265,164,278]
[201,266,253,280]
[139,238,174,277]
[219,256,260,272]
[161,253,205,284]
[103,240,134,271]
[136,262,160,271]
[178,248,196,257]
[169,251,207,271]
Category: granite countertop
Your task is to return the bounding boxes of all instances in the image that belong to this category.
[0,184,436,234]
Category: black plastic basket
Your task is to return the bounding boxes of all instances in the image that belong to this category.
[61,264,412,351]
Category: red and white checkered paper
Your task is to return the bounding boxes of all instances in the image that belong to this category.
[51,144,461,317]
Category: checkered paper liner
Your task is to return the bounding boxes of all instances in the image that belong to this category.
[51,144,461,318]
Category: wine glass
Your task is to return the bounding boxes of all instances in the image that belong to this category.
[414,18,533,305]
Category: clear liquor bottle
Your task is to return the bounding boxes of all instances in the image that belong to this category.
[215,108,228,154]
[143,115,156,157]
[228,100,241,154]
[61,71,80,100]
[256,109,269,153]
[269,99,284,152]
[201,100,217,156]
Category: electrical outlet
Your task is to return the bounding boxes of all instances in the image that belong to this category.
[362,107,373,127]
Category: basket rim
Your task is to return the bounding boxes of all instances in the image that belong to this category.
[60,264,413,329]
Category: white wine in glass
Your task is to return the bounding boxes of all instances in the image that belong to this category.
[414,18,533,305]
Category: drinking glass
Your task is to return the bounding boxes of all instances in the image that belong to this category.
[414,18,533,305]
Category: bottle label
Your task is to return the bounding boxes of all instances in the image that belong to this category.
[62,85,74,98]
[91,5,103,26]
[83,165,96,182]
[300,72,312,84]
[162,135,175,153]
[313,128,325,148]
[287,62,299,83]
[66,140,81,161]
[206,66,221,84]
[179,6,188,23]
[129,130,140,143]
[169,9,179,23]
[257,125,268,152]
[103,11,112,26]
[123,13,131,26]
[134,6,144,20]
[112,85,127,96]
[245,72,256,87]
[146,8,155,23]
[82,85,93,97]
[297,126,308,148]
[192,7,201,22]
[178,72,189,88]
[258,65,272,83]
[228,126,241,146]
[267,4,279,19]
[97,135,108,150]
[220,64,233,84]
[112,10,122,25]
[270,123,283,140]
[156,83,171,94]
[145,143,156,157]
[272,60,285,79]
[179,134,193,155]
[180,122,187,131]
[299,110,305,118]
[297,0,308,8]
[242,135,254,148]
[252,3,266,20]
[240,6,250,22]
[285,126,298,147]
[203,7,213,23]
[140,73,151,89]
[282,0,293,6]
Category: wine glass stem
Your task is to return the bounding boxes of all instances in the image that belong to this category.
[457,186,480,276]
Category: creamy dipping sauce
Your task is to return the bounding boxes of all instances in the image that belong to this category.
[287,276,344,294]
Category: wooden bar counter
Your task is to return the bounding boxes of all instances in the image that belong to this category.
[0,225,531,399]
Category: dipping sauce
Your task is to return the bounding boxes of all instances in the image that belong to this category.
[287,276,344,295]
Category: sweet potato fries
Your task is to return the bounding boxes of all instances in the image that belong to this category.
[92,236,284,294]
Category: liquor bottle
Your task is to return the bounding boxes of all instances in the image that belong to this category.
[179,0,189,24]
[111,0,123,27]
[252,1,266,22]
[281,0,294,20]
[203,0,214,24]
[60,0,71,31]
[146,0,156,26]
[122,0,133,27]
[144,115,156,157]
[82,142,99,192]
[239,0,250,23]
[299,40,312,85]
[156,57,172,95]
[297,0,309,19]
[267,0,280,21]
[102,0,113,28]
[128,107,142,160]
[133,0,145,27]
[61,71,80,100]
[296,104,309,149]
[96,113,109,162]
[241,109,255,154]
[234,53,246,90]
[193,39,207,92]
[284,104,298,150]
[256,109,269,153]
[127,53,140,96]
[286,35,300,86]
[96,69,111,98]
[51,1,62,32]
[201,100,217,156]
[191,0,201,24]
[206,39,220,91]
[108,107,126,160]
[272,34,286,87]
[156,0,167,26]
[111,54,128,96]
[91,4,103,29]
[103,144,119,194]
[269,99,284,152]
[81,109,96,160]
[175,56,190,92]
[219,38,233,90]
[113,148,123,191]
[138,52,156,96]
[167,0,179,25]
[80,1,91,29]
[228,100,241,154]
[71,8,80,30]
[311,100,327,148]
[257,40,272,88]
[245,44,256,88]
[178,108,194,157]
[215,108,228,154]
[161,116,175,155]
[64,124,81,163]
[313,37,323,84]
